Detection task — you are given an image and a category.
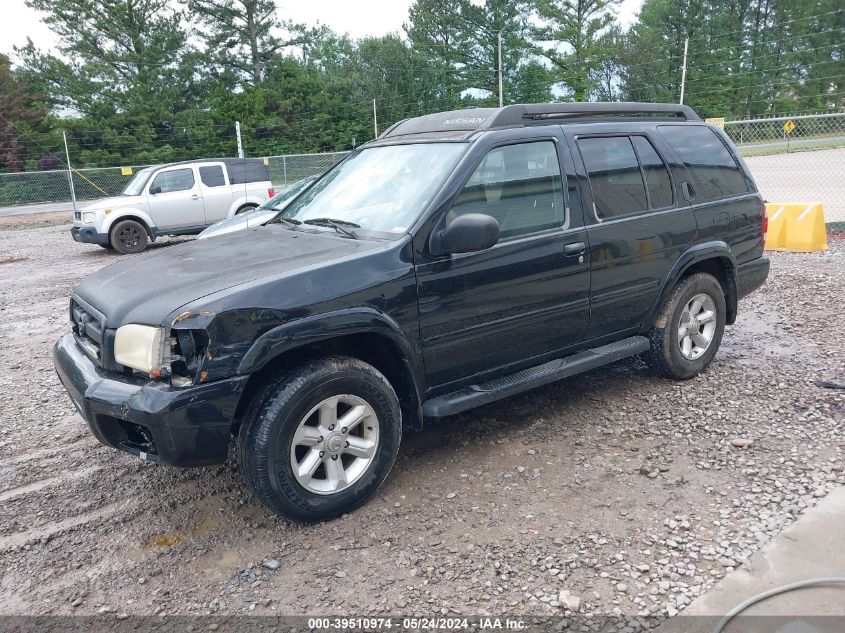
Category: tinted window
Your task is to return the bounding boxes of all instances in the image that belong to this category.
[227,160,269,184]
[200,165,225,187]
[632,136,674,209]
[151,168,194,194]
[660,125,748,200]
[451,141,565,239]
[578,136,647,219]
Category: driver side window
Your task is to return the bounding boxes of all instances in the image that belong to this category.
[151,168,195,194]
[450,141,565,239]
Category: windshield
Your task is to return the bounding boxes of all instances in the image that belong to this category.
[278,143,466,234]
[121,167,157,196]
[262,176,316,211]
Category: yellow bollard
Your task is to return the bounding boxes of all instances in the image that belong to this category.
[764,203,828,253]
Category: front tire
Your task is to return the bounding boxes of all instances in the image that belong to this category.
[647,272,726,380]
[109,219,149,254]
[239,357,402,522]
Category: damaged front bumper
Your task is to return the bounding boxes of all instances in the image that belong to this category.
[53,332,248,466]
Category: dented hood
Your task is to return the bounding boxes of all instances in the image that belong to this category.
[73,226,379,328]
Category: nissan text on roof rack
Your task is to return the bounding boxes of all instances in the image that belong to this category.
[54,103,769,521]
[70,158,275,254]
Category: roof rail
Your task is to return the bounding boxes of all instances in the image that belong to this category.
[378,102,701,139]
[490,102,700,127]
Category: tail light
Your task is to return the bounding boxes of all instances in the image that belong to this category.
[762,202,768,239]
[268,188,275,198]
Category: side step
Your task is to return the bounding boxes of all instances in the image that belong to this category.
[421,336,650,418]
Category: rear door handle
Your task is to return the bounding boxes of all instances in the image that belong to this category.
[191,194,200,200]
[564,242,586,257]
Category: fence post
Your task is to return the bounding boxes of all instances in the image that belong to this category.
[235,121,244,159]
[62,130,78,214]
[283,156,287,186]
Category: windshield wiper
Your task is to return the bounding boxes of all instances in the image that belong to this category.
[276,217,303,230]
[303,217,359,238]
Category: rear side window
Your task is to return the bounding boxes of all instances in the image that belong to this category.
[659,125,748,200]
[631,136,674,209]
[200,165,226,187]
[578,136,647,219]
[227,160,269,184]
[450,141,565,239]
[150,168,194,194]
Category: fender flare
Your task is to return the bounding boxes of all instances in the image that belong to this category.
[643,242,738,328]
[102,209,157,236]
[237,307,425,427]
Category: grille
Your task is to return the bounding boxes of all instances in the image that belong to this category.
[70,297,105,365]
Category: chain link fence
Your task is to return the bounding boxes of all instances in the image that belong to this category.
[0,151,349,209]
[725,112,845,224]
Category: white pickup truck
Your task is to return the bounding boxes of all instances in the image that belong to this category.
[70,158,275,253]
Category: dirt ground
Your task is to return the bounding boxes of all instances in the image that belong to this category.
[0,218,843,624]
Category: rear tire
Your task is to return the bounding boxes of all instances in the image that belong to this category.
[239,357,402,522]
[647,272,726,380]
[235,204,258,215]
[109,219,149,254]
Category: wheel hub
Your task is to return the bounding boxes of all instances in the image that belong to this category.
[325,433,345,453]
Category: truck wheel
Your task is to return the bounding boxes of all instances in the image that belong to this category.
[235,204,257,215]
[239,357,402,522]
[647,272,726,380]
[110,219,149,254]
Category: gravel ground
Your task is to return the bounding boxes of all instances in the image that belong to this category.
[0,221,843,624]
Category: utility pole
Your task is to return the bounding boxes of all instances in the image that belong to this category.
[679,38,689,105]
[497,31,504,108]
[373,99,379,138]
[235,121,244,158]
[62,130,77,214]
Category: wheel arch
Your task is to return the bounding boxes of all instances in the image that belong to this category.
[232,309,425,435]
[228,197,263,217]
[645,243,738,328]
[104,212,155,238]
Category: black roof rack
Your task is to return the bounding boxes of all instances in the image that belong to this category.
[380,102,701,139]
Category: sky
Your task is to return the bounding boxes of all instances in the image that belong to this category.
[1,0,644,57]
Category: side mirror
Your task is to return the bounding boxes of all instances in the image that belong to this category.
[149,185,161,195]
[433,213,500,255]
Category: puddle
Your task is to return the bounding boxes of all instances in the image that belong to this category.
[147,532,188,548]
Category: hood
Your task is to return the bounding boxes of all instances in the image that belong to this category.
[197,208,278,239]
[73,226,381,327]
[81,195,145,211]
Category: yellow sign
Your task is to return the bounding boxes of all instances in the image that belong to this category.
[263,157,269,166]
[783,120,796,134]
[120,166,133,176]
[705,117,725,129]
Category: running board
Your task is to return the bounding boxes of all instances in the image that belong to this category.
[422,336,650,418]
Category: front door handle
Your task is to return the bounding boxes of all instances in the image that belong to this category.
[564,242,586,257]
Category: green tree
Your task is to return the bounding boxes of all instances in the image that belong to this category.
[186,0,319,85]
[533,0,622,101]
[0,54,46,171]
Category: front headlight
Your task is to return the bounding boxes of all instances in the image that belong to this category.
[114,324,166,376]
[82,212,96,224]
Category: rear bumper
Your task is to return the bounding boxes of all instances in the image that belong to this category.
[53,332,248,466]
[736,256,770,300]
[71,226,110,245]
